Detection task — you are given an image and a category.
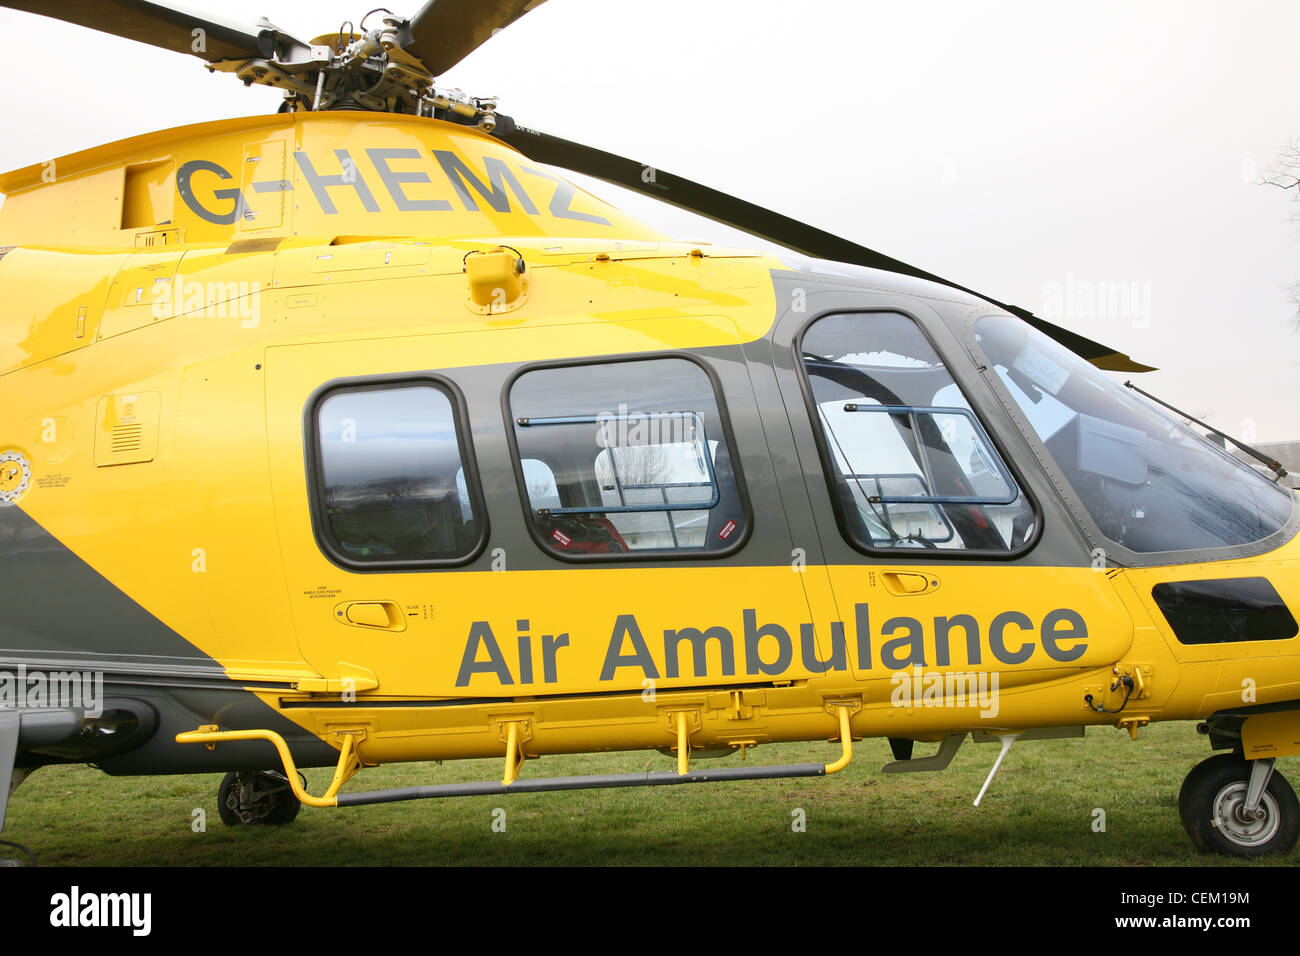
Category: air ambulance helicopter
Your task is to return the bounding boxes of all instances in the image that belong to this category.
[0,0,1298,861]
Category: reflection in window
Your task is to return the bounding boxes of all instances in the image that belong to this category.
[976,314,1293,553]
[522,458,561,511]
[509,358,745,555]
[802,312,1035,552]
[316,385,479,563]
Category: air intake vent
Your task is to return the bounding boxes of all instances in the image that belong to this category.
[94,392,160,467]
[110,423,144,453]
[121,159,174,229]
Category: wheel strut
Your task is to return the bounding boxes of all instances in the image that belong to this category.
[1244,758,1275,818]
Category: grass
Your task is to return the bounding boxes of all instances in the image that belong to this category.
[4,720,1296,866]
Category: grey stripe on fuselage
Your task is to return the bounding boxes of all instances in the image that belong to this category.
[0,504,214,668]
[0,504,336,773]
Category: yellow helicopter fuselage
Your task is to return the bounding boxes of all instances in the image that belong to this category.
[2,111,1299,803]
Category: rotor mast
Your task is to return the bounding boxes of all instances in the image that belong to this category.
[206,13,500,126]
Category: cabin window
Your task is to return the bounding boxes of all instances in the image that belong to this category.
[312,381,484,568]
[508,356,747,557]
[800,311,1035,554]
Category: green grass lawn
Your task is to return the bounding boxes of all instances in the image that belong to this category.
[4,720,1296,866]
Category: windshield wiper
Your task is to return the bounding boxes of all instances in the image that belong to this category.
[1124,380,1288,481]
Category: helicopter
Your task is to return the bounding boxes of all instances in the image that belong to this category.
[0,0,1297,861]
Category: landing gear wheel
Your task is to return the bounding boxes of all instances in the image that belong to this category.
[217,770,302,827]
[1178,754,1299,857]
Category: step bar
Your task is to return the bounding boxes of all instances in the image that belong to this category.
[336,762,830,806]
[176,703,857,809]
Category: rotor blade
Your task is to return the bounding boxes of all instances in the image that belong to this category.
[494,124,1155,372]
[400,0,547,76]
[0,0,276,62]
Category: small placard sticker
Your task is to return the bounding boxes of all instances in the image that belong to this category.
[718,519,737,540]
[551,528,572,547]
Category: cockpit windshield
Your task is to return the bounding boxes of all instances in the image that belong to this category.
[975,314,1294,554]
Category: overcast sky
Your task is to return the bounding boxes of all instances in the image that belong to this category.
[2,0,1297,440]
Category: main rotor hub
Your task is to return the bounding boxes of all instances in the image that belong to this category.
[205,16,499,127]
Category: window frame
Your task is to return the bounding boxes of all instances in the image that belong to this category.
[502,351,753,563]
[793,307,1041,560]
[303,373,489,572]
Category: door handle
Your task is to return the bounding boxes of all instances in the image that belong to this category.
[881,571,940,596]
[333,601,406,631]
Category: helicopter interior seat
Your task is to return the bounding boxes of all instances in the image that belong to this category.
[336,489,465,558]
[329,500,406,557]
[528,466,630,553]
[535,512,628,553]
[411,492,450,550]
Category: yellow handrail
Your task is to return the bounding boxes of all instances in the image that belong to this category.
[175,726,360,808]
[675,711,691,776]
[824,705,854,774]
[502,721,522,786]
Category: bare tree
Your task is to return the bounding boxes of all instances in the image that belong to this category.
[1263,141,1300,193]
[1263,140,1300,328]
[601,444,675,491]
[527,473,560,508]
